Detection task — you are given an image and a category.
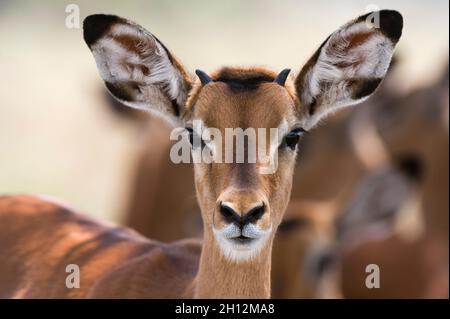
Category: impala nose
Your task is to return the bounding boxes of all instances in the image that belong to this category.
[219,201,266,226]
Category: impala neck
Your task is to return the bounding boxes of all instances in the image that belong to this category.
[193,229,273,298]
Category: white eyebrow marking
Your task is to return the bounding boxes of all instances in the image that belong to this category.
[276,119,289,145]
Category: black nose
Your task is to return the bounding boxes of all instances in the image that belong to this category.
[219,202,266,226]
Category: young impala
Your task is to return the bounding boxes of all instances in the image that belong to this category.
[0,10,402,298]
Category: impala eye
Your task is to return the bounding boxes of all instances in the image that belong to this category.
[283,128,305,150]
[185,127,206,149]
[185,127,194,145]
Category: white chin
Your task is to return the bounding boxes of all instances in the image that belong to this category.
[212,227,271,263]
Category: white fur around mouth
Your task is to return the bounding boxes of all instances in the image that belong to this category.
[212,223,272,262]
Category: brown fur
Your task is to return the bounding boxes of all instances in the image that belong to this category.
[0,195,200,298]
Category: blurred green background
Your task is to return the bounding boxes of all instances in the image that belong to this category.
[0,0,448,223]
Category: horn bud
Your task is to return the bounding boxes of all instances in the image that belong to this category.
[195,69,213,85]
[274,68,291,86]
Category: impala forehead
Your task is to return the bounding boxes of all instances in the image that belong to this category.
[188,82,299,131]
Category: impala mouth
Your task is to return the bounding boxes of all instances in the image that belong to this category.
[230,235,255,245]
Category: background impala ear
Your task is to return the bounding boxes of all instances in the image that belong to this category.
[296,10,403,129]
[83,14,192,125]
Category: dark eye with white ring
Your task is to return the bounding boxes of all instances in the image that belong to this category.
[283,128,306,150]
[185,127,206,149]
[185,127,194,145]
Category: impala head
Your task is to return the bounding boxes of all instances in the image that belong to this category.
[84,11,402,262]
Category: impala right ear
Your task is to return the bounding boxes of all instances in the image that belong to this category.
[83,14,192,125]
[296,10,403,129]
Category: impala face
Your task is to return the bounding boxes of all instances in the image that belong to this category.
[183,72,303,261]
[84,10,402,262]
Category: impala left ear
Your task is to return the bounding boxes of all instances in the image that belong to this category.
[83,14,193,125]
[296,10,403,129]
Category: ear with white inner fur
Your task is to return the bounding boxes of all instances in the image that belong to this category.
[296,10,403,129]
[83,14,192,125]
